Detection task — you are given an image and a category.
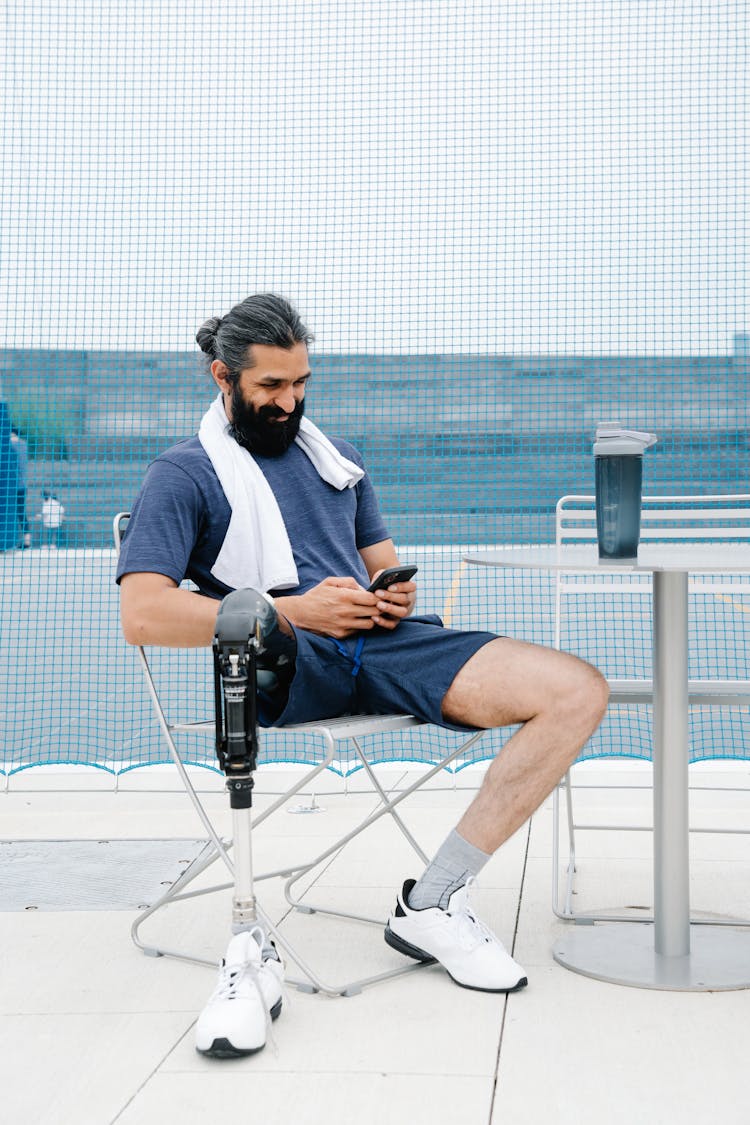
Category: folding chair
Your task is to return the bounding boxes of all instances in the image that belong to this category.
[551,494,750,925]
[114,513,489,996]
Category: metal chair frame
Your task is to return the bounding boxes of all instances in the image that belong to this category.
[551,494,750,926]
[114,513,488,996]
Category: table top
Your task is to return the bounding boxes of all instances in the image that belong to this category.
[465,543,750,573]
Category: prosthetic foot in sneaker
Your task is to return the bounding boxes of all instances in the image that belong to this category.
[384,877,528,993]
[195,928,284,1058]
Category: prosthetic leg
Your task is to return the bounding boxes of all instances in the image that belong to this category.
[194,589,287,1058]
[212,588,280,935]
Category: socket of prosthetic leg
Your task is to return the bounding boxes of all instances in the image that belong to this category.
[215,588,277,653]
[214,589,276,784]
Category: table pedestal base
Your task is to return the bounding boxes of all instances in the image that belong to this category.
[553,923,750,991]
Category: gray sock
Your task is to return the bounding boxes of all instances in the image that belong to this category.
[407,828,491,911]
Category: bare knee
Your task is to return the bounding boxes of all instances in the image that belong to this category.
[558,658,609,730]
[442,638,609,732]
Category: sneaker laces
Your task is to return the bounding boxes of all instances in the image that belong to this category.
[452,877,506,952]
[212,958,258,1002]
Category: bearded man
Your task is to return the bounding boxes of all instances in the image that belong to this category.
[117,293,608,1058]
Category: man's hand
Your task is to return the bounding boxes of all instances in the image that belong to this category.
[276,574,415,639]
[276,577,379,639]
[368,570,417,631]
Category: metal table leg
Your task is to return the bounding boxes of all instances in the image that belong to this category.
[553,569,750,990]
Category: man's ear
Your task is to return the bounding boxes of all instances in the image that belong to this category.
[210,360,232,397]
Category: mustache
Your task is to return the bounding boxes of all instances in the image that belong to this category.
[259,403,296,421]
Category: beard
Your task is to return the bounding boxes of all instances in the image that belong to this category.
[228,385,305,457]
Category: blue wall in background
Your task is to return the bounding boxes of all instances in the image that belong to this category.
[0,349,747,547]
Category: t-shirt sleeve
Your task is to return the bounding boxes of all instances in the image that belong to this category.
[115,458,203,585]
[352,464,390,549]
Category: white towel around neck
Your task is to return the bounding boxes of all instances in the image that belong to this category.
[198,393,364,592]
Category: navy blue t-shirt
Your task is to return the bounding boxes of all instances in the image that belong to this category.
[116,434,390,600]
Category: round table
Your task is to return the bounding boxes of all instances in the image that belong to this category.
[465,542,750,990]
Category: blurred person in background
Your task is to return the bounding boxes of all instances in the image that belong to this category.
[40,489,65,548]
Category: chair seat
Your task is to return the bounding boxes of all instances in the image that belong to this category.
[269,712,424,739]
[170,712,423,738]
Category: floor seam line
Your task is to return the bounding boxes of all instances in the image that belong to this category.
[489,814,532,1122]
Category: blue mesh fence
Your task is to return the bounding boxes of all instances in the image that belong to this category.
[0,1,748,775]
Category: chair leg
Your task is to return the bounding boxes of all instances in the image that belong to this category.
[131,841,230,966]
[351,736,432,864]
[283,730,487,925]
[563,770,577,910]
[551,768,750,929]
[135,621,493,994]
[255,900,432,997]
[128,752,338,960]
[128,731,444,994]
[552,771,579,921]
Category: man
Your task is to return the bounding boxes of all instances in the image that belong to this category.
[117,293,608,1058]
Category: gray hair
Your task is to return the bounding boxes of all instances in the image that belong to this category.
[196,293,313,382]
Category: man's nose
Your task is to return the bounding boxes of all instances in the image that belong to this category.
[274,386,297,414]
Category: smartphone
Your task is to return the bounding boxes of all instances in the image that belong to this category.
[368,564,418,593]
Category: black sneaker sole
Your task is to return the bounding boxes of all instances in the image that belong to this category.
[384,923,438,964]
[449,973,528,995]
[384,924,528,994]
[197,1039,265,1059]
[195,997,282,1059]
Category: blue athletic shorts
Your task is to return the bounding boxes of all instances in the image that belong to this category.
[261,614,498,732]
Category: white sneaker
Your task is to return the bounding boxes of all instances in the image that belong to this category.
[195,928,284,1058]
[384,878,528,993]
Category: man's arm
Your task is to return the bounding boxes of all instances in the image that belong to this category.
[120,539,417,647]
[359,538,401,578]
[121,569,381,646]
[120,572,221,647]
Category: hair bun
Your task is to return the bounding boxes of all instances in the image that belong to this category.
[195,316,222,356]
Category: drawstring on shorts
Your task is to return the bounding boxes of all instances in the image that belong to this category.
[332,634,366,677]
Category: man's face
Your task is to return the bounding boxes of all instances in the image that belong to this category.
[217,342,311,457]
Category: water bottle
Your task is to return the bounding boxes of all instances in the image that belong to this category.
[593,424,657,560]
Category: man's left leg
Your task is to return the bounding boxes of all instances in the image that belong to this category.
[386,637,609,991]
[196,589,287,1058]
